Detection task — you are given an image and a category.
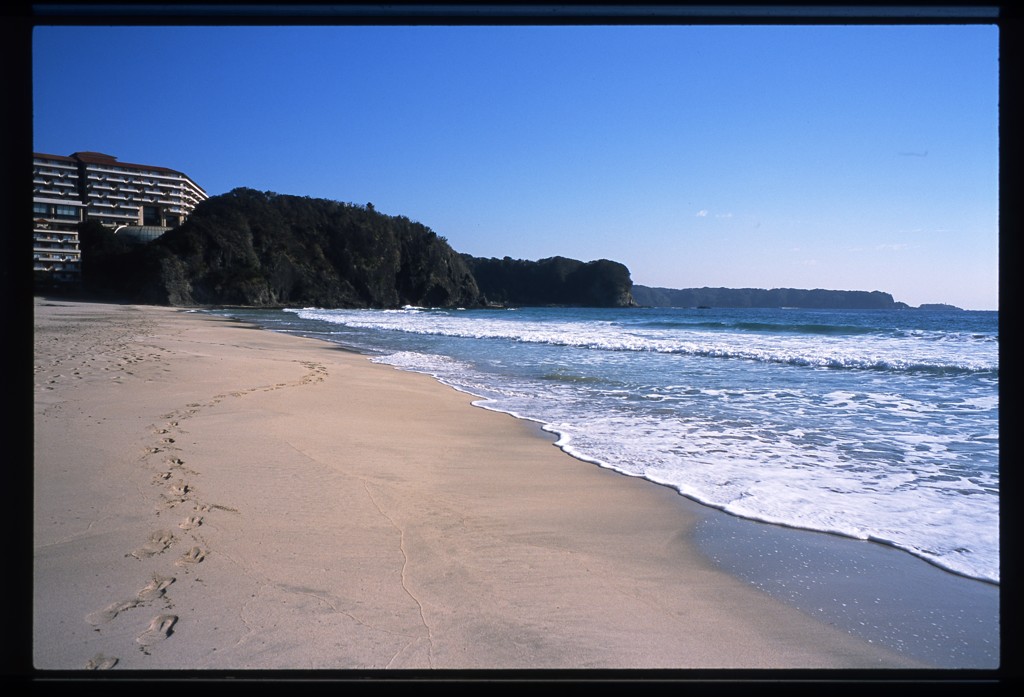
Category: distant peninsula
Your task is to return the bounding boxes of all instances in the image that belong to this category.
[631,285,961,311]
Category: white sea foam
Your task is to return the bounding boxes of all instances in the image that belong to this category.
[281,306,1000,583]
[291,307,998,373]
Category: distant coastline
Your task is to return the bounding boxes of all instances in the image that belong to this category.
[630,285,963,311]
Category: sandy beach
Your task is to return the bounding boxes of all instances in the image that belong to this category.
[32,297,934,672]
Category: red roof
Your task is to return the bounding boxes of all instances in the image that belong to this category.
[34,151,207,194]
[69,151,182,175]
[33,152,77,163]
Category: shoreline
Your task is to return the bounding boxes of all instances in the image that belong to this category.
[308,315,999,667]
[32,298,990,671]
[381,359,1000,668]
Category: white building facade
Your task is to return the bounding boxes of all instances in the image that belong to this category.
[33,151,208,284]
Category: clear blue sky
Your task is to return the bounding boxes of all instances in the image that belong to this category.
[33,23,999,309]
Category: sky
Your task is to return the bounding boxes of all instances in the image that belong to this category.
[32,20,1000,310]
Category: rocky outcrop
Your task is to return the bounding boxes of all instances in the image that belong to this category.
[463,255,635,307]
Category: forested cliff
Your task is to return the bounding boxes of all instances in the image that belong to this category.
[463,255,635,308]
[78,188,635,309]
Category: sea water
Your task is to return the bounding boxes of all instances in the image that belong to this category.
[215,305,999,586]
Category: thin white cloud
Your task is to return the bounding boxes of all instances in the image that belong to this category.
[876,243,910,252]
[696,209,708,217]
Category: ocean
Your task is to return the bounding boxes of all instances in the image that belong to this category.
[214,305,999,588]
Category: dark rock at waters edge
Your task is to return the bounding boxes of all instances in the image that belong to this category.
[76,188,635,309]
[462,255,636,308]
[631,285,919,310]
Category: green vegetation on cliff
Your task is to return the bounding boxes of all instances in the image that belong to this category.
[463,255,635,308]
[77,188,635,309]
[144,188,485,307]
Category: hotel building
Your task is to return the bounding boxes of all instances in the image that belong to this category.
[33,151,208,284]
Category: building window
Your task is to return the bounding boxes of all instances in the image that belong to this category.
[55,205,78,218]
[142,205,161,226]
[33,202,48,215]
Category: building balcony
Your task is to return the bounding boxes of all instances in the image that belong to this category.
[35,219,79,230]
[33,234,78,244]
[34,252,81,261]
[36,166,68,175]
[149,172,184,182]
[34,250,81,261]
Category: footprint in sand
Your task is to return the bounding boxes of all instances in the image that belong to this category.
[165,457,198,476]
[175,546,207,566]
[136,614,177,651]
[162,482,191,505]
[127,531,175,559]
[87,576,174,626]
[169,482,190,497]
[85,653,118,670]
[178,515,203,530]
[86,598,139,625]
[137,574,175,602]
